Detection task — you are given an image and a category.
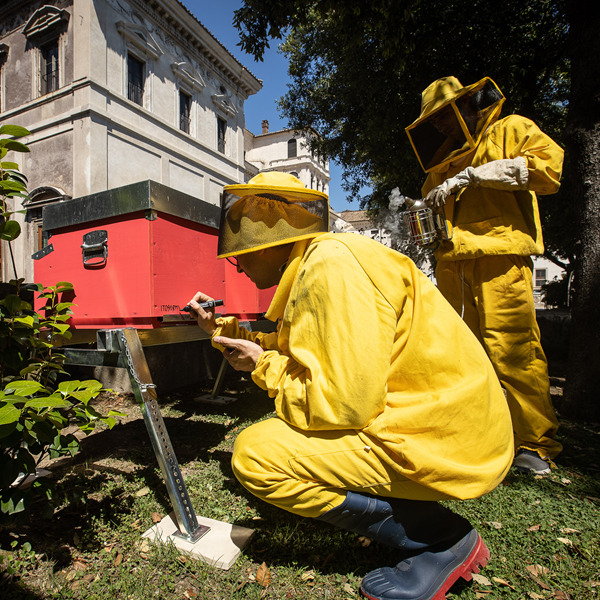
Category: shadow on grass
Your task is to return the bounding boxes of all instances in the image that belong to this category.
[0,576,46,600]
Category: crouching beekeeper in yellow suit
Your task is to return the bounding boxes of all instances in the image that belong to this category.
[188,171,514,600]
[406,77,564,476]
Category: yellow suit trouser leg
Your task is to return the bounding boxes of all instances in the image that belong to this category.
[231,418,454,519]
[436,255,561,459]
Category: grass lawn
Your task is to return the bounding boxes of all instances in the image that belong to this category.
[1,372,599,600]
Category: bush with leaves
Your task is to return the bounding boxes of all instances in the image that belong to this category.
[0,125,120,520]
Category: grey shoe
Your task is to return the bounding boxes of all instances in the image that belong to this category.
[513,450,551,475]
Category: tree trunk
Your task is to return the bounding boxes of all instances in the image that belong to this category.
[563,1,600,421]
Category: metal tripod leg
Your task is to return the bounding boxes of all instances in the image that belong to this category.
[112,328,209,542]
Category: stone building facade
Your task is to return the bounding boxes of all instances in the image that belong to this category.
[244,119,330,194]
[0,0,262,282]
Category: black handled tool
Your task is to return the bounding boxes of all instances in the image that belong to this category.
[181,299,224,312]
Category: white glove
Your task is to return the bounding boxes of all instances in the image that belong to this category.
[425,157,529,209]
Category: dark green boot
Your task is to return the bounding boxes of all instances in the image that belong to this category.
[317,491,489,600]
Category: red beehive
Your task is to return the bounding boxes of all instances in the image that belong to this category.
[33,180,274,329]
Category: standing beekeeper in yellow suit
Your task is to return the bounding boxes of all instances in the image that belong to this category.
[406,76,564,476]
[188,171,514,600]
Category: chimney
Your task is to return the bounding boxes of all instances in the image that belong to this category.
[261,119,269,134]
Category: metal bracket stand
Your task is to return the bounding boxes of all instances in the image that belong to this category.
[194,355,236,404]
[107,328,208,543]
[63,327,254,568]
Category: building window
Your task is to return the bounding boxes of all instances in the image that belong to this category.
[23,6,69,100]
[217,117,226,153]
[179,90,191,134]
[534,268,547,289]
[40,39,59,95]
[288,138,297,158]
[127,53,145,106]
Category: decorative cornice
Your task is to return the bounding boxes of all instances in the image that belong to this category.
[117,20,163,60]
[211,94,237,118]
[171,61,205,91]
[23,5,69,40]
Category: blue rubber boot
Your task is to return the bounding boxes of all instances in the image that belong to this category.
[317,492,489,600]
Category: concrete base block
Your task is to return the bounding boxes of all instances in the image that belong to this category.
[142,513,254,570]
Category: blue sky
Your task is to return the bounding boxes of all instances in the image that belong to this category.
[183,0,356,212]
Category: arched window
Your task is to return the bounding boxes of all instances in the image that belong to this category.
[25,186,70,252]
[287,138,297,158]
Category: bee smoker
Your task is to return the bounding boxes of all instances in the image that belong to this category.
[401,197,451,247]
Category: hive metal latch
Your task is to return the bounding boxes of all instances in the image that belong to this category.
[81,230,108,267]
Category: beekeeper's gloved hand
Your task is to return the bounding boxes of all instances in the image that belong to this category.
[424,157,529,209]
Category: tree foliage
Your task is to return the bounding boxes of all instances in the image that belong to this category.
[235,0,569,206]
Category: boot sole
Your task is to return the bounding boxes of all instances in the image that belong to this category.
[360,532,490,600]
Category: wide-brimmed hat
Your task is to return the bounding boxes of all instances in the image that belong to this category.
[218,172,329,258]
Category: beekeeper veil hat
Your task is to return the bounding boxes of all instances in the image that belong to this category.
[217,171,329,258]
[406,76,505,173]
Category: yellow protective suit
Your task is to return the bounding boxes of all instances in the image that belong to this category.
[422,110,564,460]
[213,233,514,518]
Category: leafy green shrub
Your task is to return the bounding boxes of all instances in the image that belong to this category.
[1,126,120,519]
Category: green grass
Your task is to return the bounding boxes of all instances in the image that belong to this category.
[1,375,599,600]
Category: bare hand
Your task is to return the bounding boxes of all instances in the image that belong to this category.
[187,292,218,335]
[214,336,264,372]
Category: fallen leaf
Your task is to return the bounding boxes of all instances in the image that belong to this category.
[492,577,515,589]
[526,564,550,577]
[527,524,542,532]
[560,527,580,534]
[358,536,372,547]
[151,512,163,523]
[114,551,123,567]
[486,521,502,529]
[177,555,189,564]
[343,582,356,595]
[103,543,116,552]
[525,565,551,590]
[472,573,492,586]
[72,558,88,571]
[73,533,81,546]
[301,570,315,581]
[131,519,142,530]
[557,537,573,546]
[135,486,150,497]
[561,478,572,485]
[553,592,569,599]
[475,592,493,598]
[183,589,198,599]
[527,592,544,599]
[256,562,272,587]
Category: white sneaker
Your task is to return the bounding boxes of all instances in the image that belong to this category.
[513,450,551,475]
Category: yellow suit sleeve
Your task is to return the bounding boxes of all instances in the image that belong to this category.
[211,316,279,352]
[497,115,564,195]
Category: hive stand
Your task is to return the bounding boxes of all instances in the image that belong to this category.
[63,327,254,570]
